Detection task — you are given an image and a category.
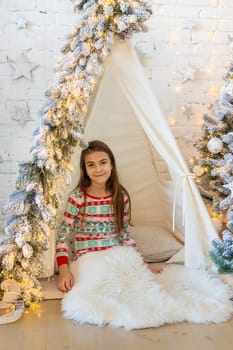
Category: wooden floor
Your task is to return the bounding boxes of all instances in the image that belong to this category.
[0,299,232,350]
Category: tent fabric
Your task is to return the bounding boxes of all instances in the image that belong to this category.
[78,39,218,269]
[47,39,218,277]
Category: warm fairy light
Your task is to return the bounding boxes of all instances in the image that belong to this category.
[168,117,176,126]
[170,30,180,43]
[97,31,104,37]
[37,233,45,243]
[82,105,88,114]
[189,158,195,165]
[208,85,219,95]
[65,95,73,109]
[102,0,116,4]
[207,204,225,221]
[209,30,216,41]
[175,85,182,92]
[206,66,212,73]
[197,116,204,126]
[30,303,42,318]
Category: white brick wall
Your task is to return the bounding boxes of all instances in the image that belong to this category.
[0,0,233,234]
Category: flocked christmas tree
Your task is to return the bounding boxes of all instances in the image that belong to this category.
[0,0,152,304]
[192,62,233,273]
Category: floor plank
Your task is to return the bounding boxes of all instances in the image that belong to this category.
[0,300,232,350]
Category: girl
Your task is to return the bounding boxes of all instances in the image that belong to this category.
[56,140,160,292]
[56,140,232,329]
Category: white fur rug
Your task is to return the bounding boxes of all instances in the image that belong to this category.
[62,246,233,330]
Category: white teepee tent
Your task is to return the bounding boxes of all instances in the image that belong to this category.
[56,39,218,273]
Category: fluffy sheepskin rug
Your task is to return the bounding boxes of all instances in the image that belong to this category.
[62,246,233,330]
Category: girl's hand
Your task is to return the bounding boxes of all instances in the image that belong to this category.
[148,265,163,274]
[57,264,74,292]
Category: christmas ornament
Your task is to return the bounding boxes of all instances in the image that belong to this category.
[8,53,38,80]
[207,137,223,154]
[193,165,205,177]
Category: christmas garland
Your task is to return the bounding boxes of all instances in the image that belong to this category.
[0,0,152,304]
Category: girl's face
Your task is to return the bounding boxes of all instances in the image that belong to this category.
[85,151,112,187]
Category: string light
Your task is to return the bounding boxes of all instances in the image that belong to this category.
[208,85,219,95]
[168,117,176,126]
[170,30,181,43]
[205,66,212,73]
[174,85,182,93]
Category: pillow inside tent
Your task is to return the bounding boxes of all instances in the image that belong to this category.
[130,226,183,262]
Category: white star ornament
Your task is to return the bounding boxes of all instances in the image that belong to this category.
[8,53,38,80]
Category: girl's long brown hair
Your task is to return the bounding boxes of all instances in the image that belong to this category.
[77,140,132,232]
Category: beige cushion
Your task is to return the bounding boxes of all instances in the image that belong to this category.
[131,226,183,262]
[166,247,184,264]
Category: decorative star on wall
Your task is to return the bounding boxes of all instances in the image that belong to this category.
[183,133,195,144]
[182,104,193,120]
[16,17,28,29]
[11,103,33,127]
[181,65,197,83]
[223,182,233,197]
[8,53,38,80]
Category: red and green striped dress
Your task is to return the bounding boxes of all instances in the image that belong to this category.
[56,189,137,266]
